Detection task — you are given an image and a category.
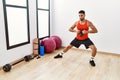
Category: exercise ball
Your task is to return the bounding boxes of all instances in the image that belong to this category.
[50,36,62,49]
[41,38,56,53]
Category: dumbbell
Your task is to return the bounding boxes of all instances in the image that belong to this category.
[3,58,24,72]
[3,55,33,72]
[3,64,11,72]
[24,55,33,62]
[80,30,84,36]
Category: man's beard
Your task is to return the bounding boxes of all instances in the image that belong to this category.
[80,18,85,21]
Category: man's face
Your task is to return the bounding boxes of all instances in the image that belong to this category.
[79,13,85,21]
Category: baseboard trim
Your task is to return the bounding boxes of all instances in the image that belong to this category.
[62,46,120,56]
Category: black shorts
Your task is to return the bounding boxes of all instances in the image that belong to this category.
[70,38,94,49]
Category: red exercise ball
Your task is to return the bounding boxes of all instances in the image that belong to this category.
[50,36,62,49]
[41,38,56,53]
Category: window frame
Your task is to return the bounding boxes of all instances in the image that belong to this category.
[36,0,50,39]
[3,0,30,50]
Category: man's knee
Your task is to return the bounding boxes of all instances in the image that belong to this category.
[89,45,97,52]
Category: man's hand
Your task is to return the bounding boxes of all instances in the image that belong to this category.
[76,30,80,33]
[82,30,88,34]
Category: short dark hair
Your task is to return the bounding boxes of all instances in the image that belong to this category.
[78,10,85,14]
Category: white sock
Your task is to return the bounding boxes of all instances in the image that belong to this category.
[90,56,94,61]
[59,52,64,56]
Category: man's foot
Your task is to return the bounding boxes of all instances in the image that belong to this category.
[54,54,63,59]
[89,60,96,67]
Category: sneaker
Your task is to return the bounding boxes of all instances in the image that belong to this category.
[89,60,96,67]
[54,54,63,59]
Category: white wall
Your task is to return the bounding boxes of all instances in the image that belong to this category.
[52,0,120,54]
[0,0,120,67]
[0,0,37,67]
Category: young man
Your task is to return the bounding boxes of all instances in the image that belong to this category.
[54,10,98,67]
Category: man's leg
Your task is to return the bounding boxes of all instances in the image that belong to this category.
[54,38,80,59]
[63,45,73,53]
[89,45,97,66]
[54,44,73,58]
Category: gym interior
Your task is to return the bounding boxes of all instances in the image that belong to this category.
[0,0,120,80]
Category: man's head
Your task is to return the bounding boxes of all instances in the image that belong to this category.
[78,10,85,21]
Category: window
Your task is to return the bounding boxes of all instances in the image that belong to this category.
[36,0,50,39]
[3,0,30,49]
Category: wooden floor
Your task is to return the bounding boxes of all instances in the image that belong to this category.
[0,48,120,80]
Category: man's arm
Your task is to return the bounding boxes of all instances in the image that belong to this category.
[88,21,98,33]
[82,21,98,34]
[69,22,77,32]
